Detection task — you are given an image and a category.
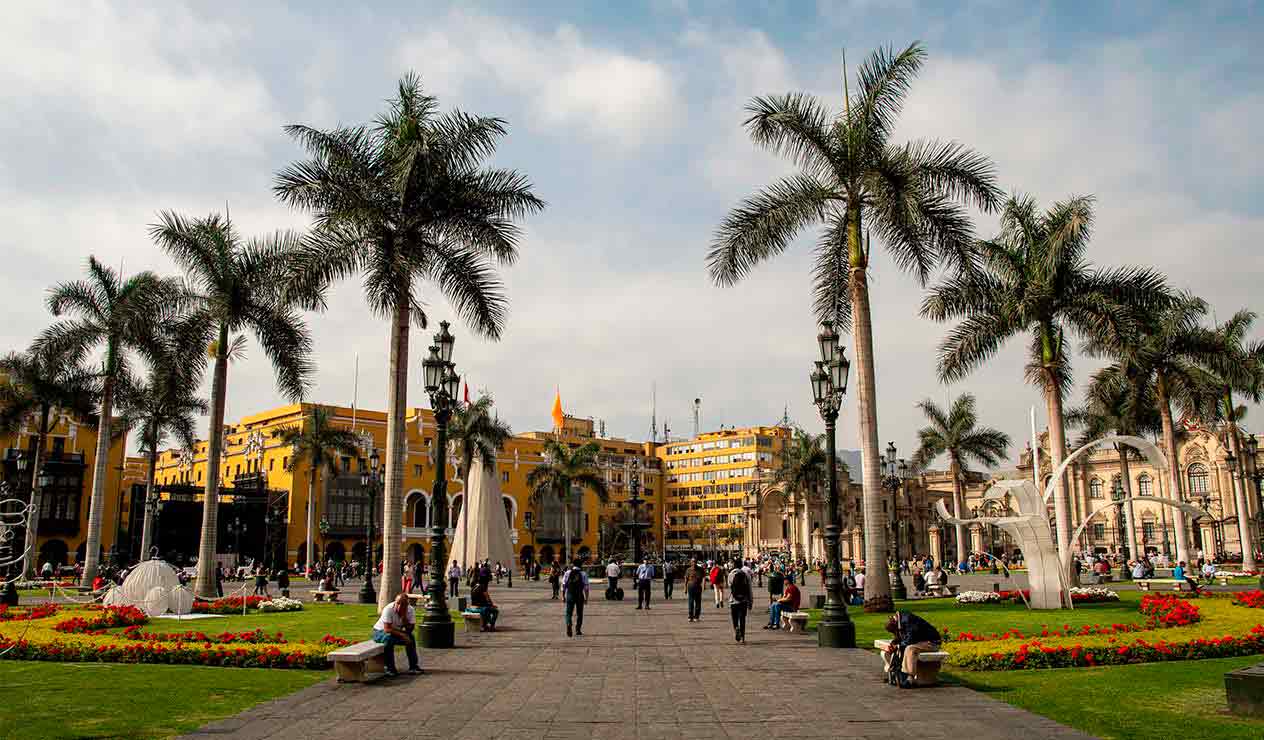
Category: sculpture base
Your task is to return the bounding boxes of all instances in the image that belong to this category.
[817,620,856,648]
[419,620,455,649]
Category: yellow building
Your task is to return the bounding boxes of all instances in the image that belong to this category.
[1,410,131,569]
[146,404,665,569]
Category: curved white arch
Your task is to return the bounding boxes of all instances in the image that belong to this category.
[404,489,430,527]
[502,494,518,527]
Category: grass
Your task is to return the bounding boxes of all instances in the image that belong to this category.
[947,655,1264,740]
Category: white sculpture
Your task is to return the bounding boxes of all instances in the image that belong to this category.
[449,452,515,569]
[112,559,182,615]
[142,586,169,617]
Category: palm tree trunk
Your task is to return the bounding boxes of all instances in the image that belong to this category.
[1117,445,1138,560]
[847,214,890,610]
[305,458,317,577]
[139,425,158,561]
[379,296,410,609]
[194,325,230,599]
[21,406,50,579]
[1155,375,1191,564]
[950,459,966,564]
[81,350,117,585]
[1223,393,1257,570]
[1044,375,1073,568]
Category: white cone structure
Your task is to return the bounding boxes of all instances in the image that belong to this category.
[449,453,515,569]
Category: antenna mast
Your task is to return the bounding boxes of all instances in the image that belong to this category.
[650,382,658,444]
[692,398,701,438]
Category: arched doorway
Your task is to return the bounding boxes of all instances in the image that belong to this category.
[519,545,534,566]
[408,543,424,564]
[294,541,308,567]
[351,542,366,562]
[39,539,69,568]
[405,491,428,528]
[539,544,555,564]
[325,540,346,562]
[74,541,87,565]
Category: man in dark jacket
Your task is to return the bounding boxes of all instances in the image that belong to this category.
[684,559,705,622]
[882,611,942,688]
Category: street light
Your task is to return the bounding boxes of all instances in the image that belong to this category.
[1111,478,1131,580]
[359,450,381,604]
[419,321,459,649]
[627,462,645,564]
[317,516,330,572]
[880,443,909,600]
[227,516,246,567]
[809,320,856,646]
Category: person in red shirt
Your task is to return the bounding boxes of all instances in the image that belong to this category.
[766,581,801,629]
[710,563,726,608]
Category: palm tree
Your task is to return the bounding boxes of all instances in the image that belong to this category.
[776,428,829,503]
[116,314,210,562]
[35,257,179,584]
[148,212,315,599]
[1067,367,1162,561]
[449,393,512,568]
[1082,291,1214,563]
[909,394,1010,564]
[275,73,544,607]
[274,405,363,575]
[0,344,97,577]
[707,43,1001,609]
[526,440,608,564]
[1195,310,1264,570]
[923,194,1168,565]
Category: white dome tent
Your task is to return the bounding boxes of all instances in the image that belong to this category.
[450,452,515,570]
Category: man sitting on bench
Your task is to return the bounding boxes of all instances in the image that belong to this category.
[469,582,500,631]
[881,610,941,689]
[764,577,800,630]
[371,592,421,676]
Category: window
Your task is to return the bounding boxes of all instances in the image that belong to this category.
[1089,478,1103,499]
[1092,523,1106,539]
[282,456,289,469]
[1142,521,1156,541]
[268,458,275,471]
[1137,475,1152,496]
[502,471,509,483]
[1187,464,1209,494]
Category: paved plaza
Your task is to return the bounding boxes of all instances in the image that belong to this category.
[181,576,1092,740]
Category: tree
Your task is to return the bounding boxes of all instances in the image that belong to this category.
[909,394,1009,562]
[115,314,210,562]
[275,73,544,607]
[923,194,1168,566]
[1194,309,1264,570]
[707,42,1001,609]
[1067,366,1162,561]
[36,257,179,584]
[0,344,97,577]
[274,405,363,575]
[1082,291,1214,563]
[526,440,608,565]
[149,212,315,599]
[449,393,512,568]
[776,428,828,504]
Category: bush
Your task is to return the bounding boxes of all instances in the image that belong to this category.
[258,597,303,613]
[1232,590,1264,609]
[1140,594,1201,628]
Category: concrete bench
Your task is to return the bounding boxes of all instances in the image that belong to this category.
[461,610,483,632]
[925,584,958,598]
[327,640,385,683]
[313,590,341,603]
[779,611,810,633]
[1219,577,1231,586]
[874,639,950,687]
[1136,579,1189,592]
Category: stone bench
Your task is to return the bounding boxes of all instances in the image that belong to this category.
[1226,661,1264,718]
[1136,579,1189,592]
[461,610,483,632]
[313,590,341,603]
[327,640,385,683]
[874,639,950,687]
[779,611,810,633]
[925,584,958,598]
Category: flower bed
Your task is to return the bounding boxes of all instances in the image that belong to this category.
[1069,587,1119,603]
[258,597,303,613]
[1215,570,1257,578]
[1140,594,1201,627]
[191,596,267,614]
[0,604,345,670]
[1232,590,1264,609]
[0,603,59,622]
[953,625,1264,670]
[956,590,1002,604]
[943,622,1146,643]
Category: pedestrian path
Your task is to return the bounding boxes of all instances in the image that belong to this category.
[182,579,1093,739]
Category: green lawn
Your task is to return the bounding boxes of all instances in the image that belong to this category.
[948,656,1264,740]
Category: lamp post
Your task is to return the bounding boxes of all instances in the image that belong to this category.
[358,450,381,604]
[420,321,459,649]
[317,516,329,575]
[810,321,857,647]
[627,463,644,564]
[227,516,246,567]
[880,443,909,600]
[1111,479,1131,579]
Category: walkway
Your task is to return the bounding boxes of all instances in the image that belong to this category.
[183,578,1092,739]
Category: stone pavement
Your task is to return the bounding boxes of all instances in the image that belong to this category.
[182,578,1093,740]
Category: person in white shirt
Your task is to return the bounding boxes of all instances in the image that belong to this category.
[447,561,462,598]
[372,592,420,676]
[606,560,621,597]
[635,560,654,609]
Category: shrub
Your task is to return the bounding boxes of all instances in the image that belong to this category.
[258,597,303,613]
[1140,594,1201,627]
[1232,590,1264,609]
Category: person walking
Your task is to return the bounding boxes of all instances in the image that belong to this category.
[605,559,621,598]
[663,561,675,600]
[447,560,461,598]
[549,560,562,600]
[727,559,753,644]
[710,561,725,609]
[685,559,704,622]
[635,559,654,610]
[562,559,589,637]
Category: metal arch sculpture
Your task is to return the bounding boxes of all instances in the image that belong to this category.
[0,491,34,574]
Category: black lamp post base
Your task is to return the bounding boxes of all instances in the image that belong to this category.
[419,620,454,649]
[890,572,908,601]
[817,620,856,648]
[358,580,376,604]
[1,580,18,607]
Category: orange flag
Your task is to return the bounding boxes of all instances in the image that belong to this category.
[551,388,565,430]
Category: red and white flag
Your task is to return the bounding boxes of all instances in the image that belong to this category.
[463,381,471,406]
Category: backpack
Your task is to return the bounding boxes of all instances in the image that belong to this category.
[564,568,584,597]
[730,569,751,604]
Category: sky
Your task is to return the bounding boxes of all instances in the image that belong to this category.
[2,1,1262,467]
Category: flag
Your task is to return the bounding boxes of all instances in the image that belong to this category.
[463,381,470,406]
[551,388,565,430]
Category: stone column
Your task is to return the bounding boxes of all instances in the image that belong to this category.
[928,525,943,566]
[969,523,984,555]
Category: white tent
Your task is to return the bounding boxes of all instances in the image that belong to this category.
[449,452,515,569]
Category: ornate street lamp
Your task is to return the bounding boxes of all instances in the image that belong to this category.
[1112,478,1131,579]
[358,449,381,604]
[419,321,459,649]
[880,443,909,600]
[627,461,645,564]
[317,516,330,571]
[227,516,246,567]
[810,321,856,648]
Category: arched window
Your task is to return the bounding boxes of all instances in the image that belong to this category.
[1089,478,1103,499]
[1187,464,1209,495]
[1137,475,1153,496]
